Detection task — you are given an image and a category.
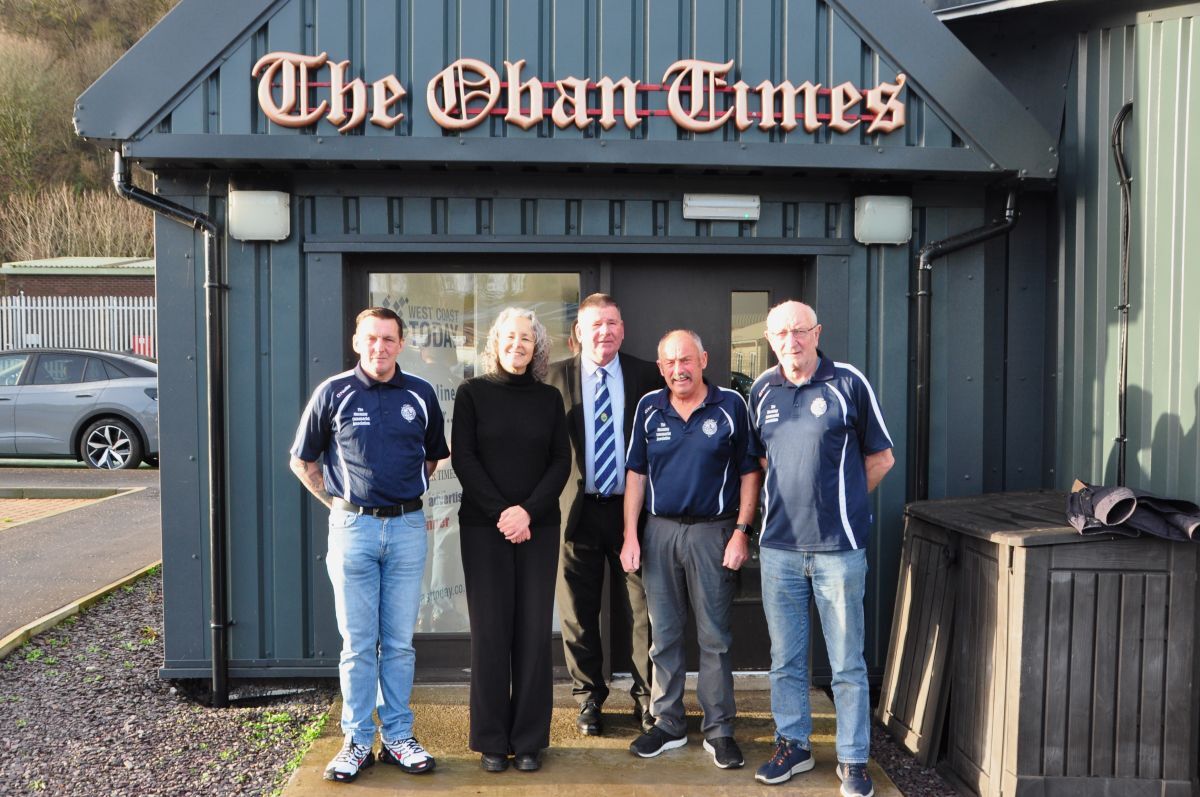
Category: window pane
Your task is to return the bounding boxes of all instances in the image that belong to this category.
[0,354,28,386]
[370,271,580,633]
[32,355,86,385]
[83,358,109,383]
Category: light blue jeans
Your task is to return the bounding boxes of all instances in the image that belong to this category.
[759,546,870,764]
[326,508,428,746]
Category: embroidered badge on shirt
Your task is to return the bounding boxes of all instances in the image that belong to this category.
[655,422,672,442]
[702,418,718,437]
[352,408,371,427]
[764,404,780,425]
[335,384,353,400]
[810,397,828,417]
[401,404,417,422]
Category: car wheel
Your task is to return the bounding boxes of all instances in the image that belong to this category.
[80,418,143,470]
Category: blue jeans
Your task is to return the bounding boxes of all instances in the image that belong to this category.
[326,508,428,746]
[759,546,869,764]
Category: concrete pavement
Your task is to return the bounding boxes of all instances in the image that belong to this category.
[284,679,899,796]
[0,465,161,638]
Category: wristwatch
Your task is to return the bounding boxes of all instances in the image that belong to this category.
[734,523,753,536]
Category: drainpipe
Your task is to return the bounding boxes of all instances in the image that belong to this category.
[113,153,230,708]
[914,189,1019,501]
[1110,101,1134,486]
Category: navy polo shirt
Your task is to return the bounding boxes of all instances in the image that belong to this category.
[749,355,893,552]
[626,382,760,518]
[291,364,450,507]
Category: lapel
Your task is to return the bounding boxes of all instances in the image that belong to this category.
[567,355,585,443]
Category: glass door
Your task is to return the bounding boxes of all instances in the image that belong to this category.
[367,270,581,639]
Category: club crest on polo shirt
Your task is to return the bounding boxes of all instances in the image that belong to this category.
[702,418,718,437]
[352,408,371,426]
[763,404,780,424]
[810,397,828,417]
[655,422,671,441]
[401,404,417,422]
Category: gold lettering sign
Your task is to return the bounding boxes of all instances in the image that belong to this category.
[251,54,907,137]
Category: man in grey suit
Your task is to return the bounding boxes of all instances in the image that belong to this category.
[547,293,661,736]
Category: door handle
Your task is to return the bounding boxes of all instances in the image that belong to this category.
[75,393,95,398]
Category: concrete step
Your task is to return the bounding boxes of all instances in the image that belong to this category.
[283,678,899,796]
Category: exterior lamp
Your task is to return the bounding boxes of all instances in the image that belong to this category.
[682,193,761,221]
[228,190,291,241]
[853,195,912,245]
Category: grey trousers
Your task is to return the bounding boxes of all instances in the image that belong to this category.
[642,514,737,739]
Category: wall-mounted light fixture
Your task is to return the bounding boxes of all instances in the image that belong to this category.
[682,193,761,222]
[228,190,291,242]
[853,195,912,245]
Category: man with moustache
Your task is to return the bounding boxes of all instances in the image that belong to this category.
[749,300,894,797]
[620,330,762,770]
[290,307,448,783]
[547,293,661,736]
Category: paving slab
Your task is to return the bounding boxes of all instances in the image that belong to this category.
[284,679,899,796]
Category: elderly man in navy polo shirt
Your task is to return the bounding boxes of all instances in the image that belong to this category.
[290,307,449,784]
[620,329,762,770]
[749,300,894,797]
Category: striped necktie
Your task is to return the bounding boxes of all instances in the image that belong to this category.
[593,367,618,496]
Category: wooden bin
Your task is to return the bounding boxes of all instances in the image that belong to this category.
[878,491,1200,797]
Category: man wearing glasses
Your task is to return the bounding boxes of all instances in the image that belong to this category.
[748,301,894,797]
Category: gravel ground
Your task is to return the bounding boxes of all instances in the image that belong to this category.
[0,572,336,797]
[0,569,959,796]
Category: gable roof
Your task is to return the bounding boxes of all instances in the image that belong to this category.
[76,0,1057,180]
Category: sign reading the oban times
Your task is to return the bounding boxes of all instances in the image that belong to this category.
[252,53,907,136]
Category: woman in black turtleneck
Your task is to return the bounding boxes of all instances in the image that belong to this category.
[451,307,570,773]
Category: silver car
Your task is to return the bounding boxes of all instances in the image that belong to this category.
[0,348,159,469]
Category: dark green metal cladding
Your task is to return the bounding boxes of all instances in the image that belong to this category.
[77,0,1056,178]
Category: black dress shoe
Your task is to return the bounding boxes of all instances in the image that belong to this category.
[577,700,603,736]
[480,753,509,772]
[513,752,541,771]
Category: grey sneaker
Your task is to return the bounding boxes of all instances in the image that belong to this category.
[629,725,687,758]
[702,736,745,769]
[379,735,435,774]
[836,762,875,797]
[324,737,375,782]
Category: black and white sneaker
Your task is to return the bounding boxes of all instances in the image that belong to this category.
[629,726,688,758]
[324,737,375,782]
[703,736,745,769]
[380,735,435,774]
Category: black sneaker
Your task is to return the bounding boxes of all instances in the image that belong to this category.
[379,735,435,774]
[629,726,687,758]
[324,737,375,782]
[836,762,875,797]
[702,736,745,769]
[754,737,814,785]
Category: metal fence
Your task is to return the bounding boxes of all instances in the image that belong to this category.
[0,295,157,358]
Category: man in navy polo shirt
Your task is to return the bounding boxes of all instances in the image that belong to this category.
[619,329,762,770]
[290,307,450,784]
[749,300,894,797]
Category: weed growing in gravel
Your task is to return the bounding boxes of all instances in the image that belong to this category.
[27,778,45,791]
[271,710,330,797]
[120,641,137,652]
[15,718,27,727]
[23,648,43,663]
[140,626,159,644]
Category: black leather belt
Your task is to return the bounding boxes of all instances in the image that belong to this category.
[656,511,737,525]
[583,493,623,503]
[332,497,422,517]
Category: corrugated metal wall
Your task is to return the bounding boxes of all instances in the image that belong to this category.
[1058,7,1200,501]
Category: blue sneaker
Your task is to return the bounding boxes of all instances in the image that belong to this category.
[754,737,814,785]
[836,762,875,797]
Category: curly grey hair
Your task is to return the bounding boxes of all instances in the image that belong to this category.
[482,307,552,382]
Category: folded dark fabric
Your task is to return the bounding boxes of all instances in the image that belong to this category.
[1067,480,1200,541]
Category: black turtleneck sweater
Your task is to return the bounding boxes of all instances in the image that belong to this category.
[451,368,570,528]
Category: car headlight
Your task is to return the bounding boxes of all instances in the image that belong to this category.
[145,388,158,401]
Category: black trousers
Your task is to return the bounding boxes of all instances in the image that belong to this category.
[556,497,652,709]
[460,523,559,754]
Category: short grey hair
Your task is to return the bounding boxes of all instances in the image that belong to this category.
[657,329,705,358]
[482,307,551,382]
